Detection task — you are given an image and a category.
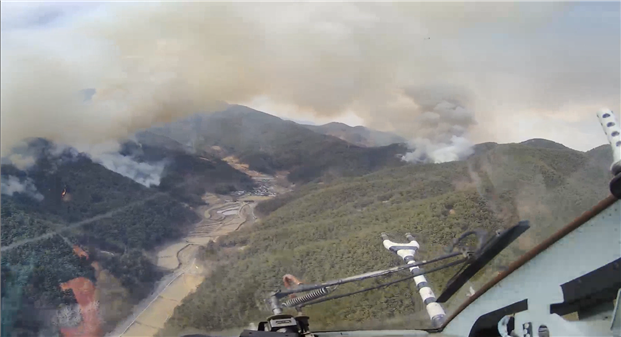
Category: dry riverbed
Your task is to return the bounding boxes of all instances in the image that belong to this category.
[109,193,263,337]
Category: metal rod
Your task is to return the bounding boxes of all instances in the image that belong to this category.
[269,294,282,315]
[299,258,467,308]
[276,251,462,297]
[382,233,447,328]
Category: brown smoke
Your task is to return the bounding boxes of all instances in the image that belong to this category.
[1,2,619,154]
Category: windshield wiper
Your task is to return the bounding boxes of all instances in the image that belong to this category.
[437,221,530,303]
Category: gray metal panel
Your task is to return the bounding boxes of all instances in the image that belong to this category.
[443,200,621,336]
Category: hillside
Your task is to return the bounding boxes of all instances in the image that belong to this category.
[519,138,571,151]
[160,141,612,335]
[0,140,204,336]
[146,105,408,183]
[303,122,406,147]
[122,135,256,205]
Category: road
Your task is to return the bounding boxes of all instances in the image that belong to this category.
[107,196,259,337]
[106,258,196,337]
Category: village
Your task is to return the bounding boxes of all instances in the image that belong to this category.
[231,178,277,197]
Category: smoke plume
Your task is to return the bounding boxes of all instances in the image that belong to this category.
[1,2,619,156]
[3,153,36,170]
[74,141,167,187]
[96,154,166,187]
[1,176,44,201]
[1,138,166,188]
[397,85,477,163]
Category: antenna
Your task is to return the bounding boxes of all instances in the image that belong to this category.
[381,232,446,328]
[596,108,621,175]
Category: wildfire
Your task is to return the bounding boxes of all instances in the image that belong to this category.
[61,188,67,197]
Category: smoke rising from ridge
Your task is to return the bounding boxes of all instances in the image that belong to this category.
[1,176,44,201]
[96,154,166,187]
[398,85,477,163]
[1,2,619,156]
[74,141,167,187]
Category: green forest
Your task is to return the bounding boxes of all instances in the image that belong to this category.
[160,142,612,335]
[0,142,201,337]
[0,135,613,337]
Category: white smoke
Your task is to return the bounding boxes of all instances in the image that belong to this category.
[75,141,167,187]
[1,175,44,201]
[405,136,475,164]
[96,153,166,187]
[400,88,477,163]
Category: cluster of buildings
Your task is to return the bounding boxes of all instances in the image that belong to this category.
[232,180,276,197]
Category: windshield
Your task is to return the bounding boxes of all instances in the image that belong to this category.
[1,2,620,337]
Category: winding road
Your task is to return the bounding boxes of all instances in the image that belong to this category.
[106,196,258,337]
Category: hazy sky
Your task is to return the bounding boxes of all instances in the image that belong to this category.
[1,2,619,153]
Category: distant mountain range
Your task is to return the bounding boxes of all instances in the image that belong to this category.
[142,105,408,183]
[303,122,406,147]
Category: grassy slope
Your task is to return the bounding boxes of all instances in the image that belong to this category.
[161,142,611,334]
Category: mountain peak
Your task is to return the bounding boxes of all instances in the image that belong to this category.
[322,122,352,128]
[305,122,405,147]
[520,138,570,151]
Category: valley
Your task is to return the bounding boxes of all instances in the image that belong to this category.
[110,173,287,337]
[0,107,613,337]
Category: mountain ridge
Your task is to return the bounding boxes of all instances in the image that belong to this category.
[303,121,406,147]
[143,105,409,183]
[0,107,614,337]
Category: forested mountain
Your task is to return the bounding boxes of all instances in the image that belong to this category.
[160,141,612,335]
[303,122,406,147]
[122,135,256,205]
[1,140,204,336]
[519,138,572,151]
[146,105,408,183]
[0,105,405,336]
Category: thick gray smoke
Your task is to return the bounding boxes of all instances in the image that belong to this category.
[1,176,44,201]
[1,2,619,157]
[399,86,477,163]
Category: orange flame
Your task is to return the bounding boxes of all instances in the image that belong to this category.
[62,188,67,197]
